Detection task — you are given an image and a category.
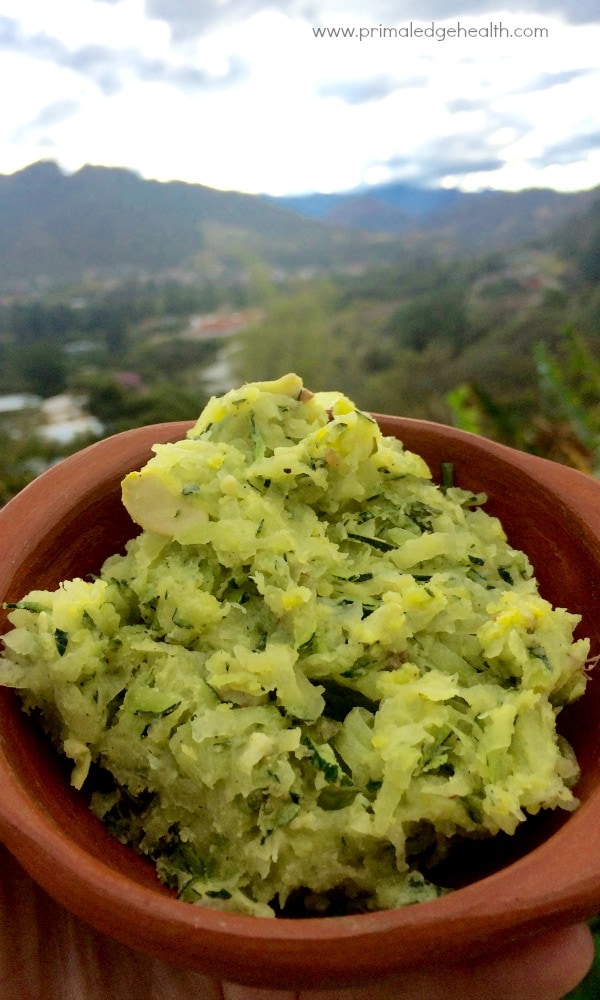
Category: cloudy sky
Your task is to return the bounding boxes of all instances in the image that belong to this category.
[1,0,599,195]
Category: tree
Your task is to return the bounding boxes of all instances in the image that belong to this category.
[233,281,339,390]
[385,284,471,353]
[17,341,67,397]
[83,374,205,434]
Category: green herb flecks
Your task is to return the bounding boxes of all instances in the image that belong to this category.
[317,786,359,810]
[347,532,396,552]
[3,600,49,613]
[54,628,69,656]
[301,735,339,783]
[531,646,552,670]
[440,462,455,491]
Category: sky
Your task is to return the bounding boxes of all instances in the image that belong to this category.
[1,0,599,196]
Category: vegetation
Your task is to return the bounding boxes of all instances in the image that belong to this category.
[1,196,599,503]
[0,178,597,477]
[0,161,403,287]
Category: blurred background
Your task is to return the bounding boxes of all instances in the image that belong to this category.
[0,0,599,505]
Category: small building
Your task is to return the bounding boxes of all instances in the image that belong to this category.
[38,394,104,444]
[0,393,41,414]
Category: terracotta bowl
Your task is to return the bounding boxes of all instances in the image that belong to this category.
[1,415,600,990]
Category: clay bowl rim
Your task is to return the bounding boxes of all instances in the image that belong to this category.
[1,415,600,989]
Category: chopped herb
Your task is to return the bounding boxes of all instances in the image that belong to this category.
[356,509,375,523]
[462,794,483,824]
[347,532,396,552]
[406,502,435,532]
[340,663,367,680]
[531,646,552,669]
[3,600,48,613]
[440,462,455,491]
[166,842,215,881]
[250,414,266,461]
[317,786,359,811]
[254,632,268,652]
[134,701,182,718]
[54,628,69,657]
[301,735,339,783]
[298,632,317,654]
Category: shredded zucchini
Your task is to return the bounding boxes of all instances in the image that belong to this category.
[0,374,589,917]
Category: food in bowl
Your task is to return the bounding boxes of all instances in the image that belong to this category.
[0,374,590,919]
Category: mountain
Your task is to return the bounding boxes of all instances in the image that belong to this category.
[272,183,463,222]
[274,181,600,252]
[2,162,599,291]
[0,161,398,290]
[546,187,600,284]
[416,187,600,253]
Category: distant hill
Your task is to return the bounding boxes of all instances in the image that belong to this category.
[0,161,397,290]
[273,182,600,252]
[547,187,600,284]
[271,183,463,223]
[2,162,599,291]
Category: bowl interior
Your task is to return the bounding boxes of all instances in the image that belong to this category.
[1,415,600,986]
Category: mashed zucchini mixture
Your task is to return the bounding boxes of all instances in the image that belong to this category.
[0,374,590,917]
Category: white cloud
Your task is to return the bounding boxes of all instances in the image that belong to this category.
[0,1,599,194]
[131,0,600,37]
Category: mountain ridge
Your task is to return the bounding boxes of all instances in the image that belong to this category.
[273,181,600,250]
[1,161,598,290]
[0,161,394,289]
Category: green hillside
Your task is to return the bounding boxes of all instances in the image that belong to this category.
[0,162,399,288]
[0,173,598,503]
